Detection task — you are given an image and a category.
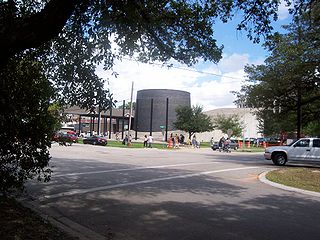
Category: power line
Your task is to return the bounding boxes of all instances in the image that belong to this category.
[121,57,245,81]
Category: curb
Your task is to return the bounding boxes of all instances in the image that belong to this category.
[19,198,107,240]
[259,170,320,198]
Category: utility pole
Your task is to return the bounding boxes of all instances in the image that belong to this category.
[97,105,101,135]
[135,99,138,140]
[128,81,134,136]
[165,98,169,141]
[121,100,125,139]
[109,105,113,139]
[149,98,153,136]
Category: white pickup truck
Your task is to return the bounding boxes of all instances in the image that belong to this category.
[264,138,320,166]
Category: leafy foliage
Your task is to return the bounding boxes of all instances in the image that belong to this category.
[234,1,320,136]
[213,114,244,137]
[303,121,320,137]
[117,102,136,110]
[0,0,315,193]
[0,56,57,194]
[253,109,297,137]
[174,105,214,139]
[0,0,312,107]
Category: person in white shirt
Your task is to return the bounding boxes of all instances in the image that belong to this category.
[147,135,153,148]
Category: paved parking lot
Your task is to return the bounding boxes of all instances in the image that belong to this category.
[24,144,320,240]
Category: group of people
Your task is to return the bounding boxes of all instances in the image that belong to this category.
[120,133,203,149]
[143,135,154,148]
[122,133,154,148]
[169,133,185,148]
[122,134,132,146]
[218,136,231,152]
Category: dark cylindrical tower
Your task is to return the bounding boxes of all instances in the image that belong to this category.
[135,89,191,132]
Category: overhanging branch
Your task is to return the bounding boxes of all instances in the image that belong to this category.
[0,0,87,65]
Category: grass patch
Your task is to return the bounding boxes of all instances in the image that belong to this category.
[199,142,211,148]
[78,138,212,149]
[77,139,265,152]
[0,196,78,240]
[238,147,265,152]
[106,141,213,149]
[106,140,213,149]
[106,140,168,149]
[266,168,320,193]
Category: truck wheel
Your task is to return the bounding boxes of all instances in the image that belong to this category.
[272,153,287,166]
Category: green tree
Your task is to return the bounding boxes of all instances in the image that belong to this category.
[0,0,312,193]
[0,1,310,107]
[303,121,320,137]
[174,105,214,139]
[48,103,63,132]
[117,102,136,110]
[0,56,58,194]
[253,109,296,137]
[234,2,320,137]
[213,114,244,137]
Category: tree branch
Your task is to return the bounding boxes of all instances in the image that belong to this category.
[0,0,86,65]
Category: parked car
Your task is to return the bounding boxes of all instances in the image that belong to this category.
[65,133,78,143]
[52,132,61,142]
[211,139,239,151]
[264,138,320,165]
[265,137,282,146]
[52,132,78,144]
[83,135,107,146]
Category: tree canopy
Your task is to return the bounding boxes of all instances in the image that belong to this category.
[0,0,314,193]
[0,0,311,107]
[0,56,57,193]
[234,1,320,137]
[174,105,214,139]
[117,102,136,110]
[213,114,244,137]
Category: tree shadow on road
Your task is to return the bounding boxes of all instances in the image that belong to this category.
[22,156,320,240]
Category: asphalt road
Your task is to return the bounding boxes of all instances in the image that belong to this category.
[24,144,320,240]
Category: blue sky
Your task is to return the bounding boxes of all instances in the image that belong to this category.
[96,2,292,111]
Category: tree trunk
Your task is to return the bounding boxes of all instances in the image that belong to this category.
[0,0,86,68]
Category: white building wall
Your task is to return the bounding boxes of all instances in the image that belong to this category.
[196,108,262,142]
[122,108,262,143]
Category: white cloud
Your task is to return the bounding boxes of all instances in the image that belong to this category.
[190,69,245,111]
[278,1,290,20]
[218,53,250,73]
[96,53,253,111]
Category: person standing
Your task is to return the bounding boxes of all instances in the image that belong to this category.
[192,135,197,148]
[186,137,191,146]
[218,136,225,152]
[180,134,185,144]
[210,137,214,146]
[147,135,153,148]
[123,134,128,145]
[143,135,148,148]
[115,132,119,142]
[174,134,179,148]
[223,138,231,152]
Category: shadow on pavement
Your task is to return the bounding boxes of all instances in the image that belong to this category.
[22,156,320,240]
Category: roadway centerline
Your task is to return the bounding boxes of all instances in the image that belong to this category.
[42,166,260,201]
[53,161,220,177]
